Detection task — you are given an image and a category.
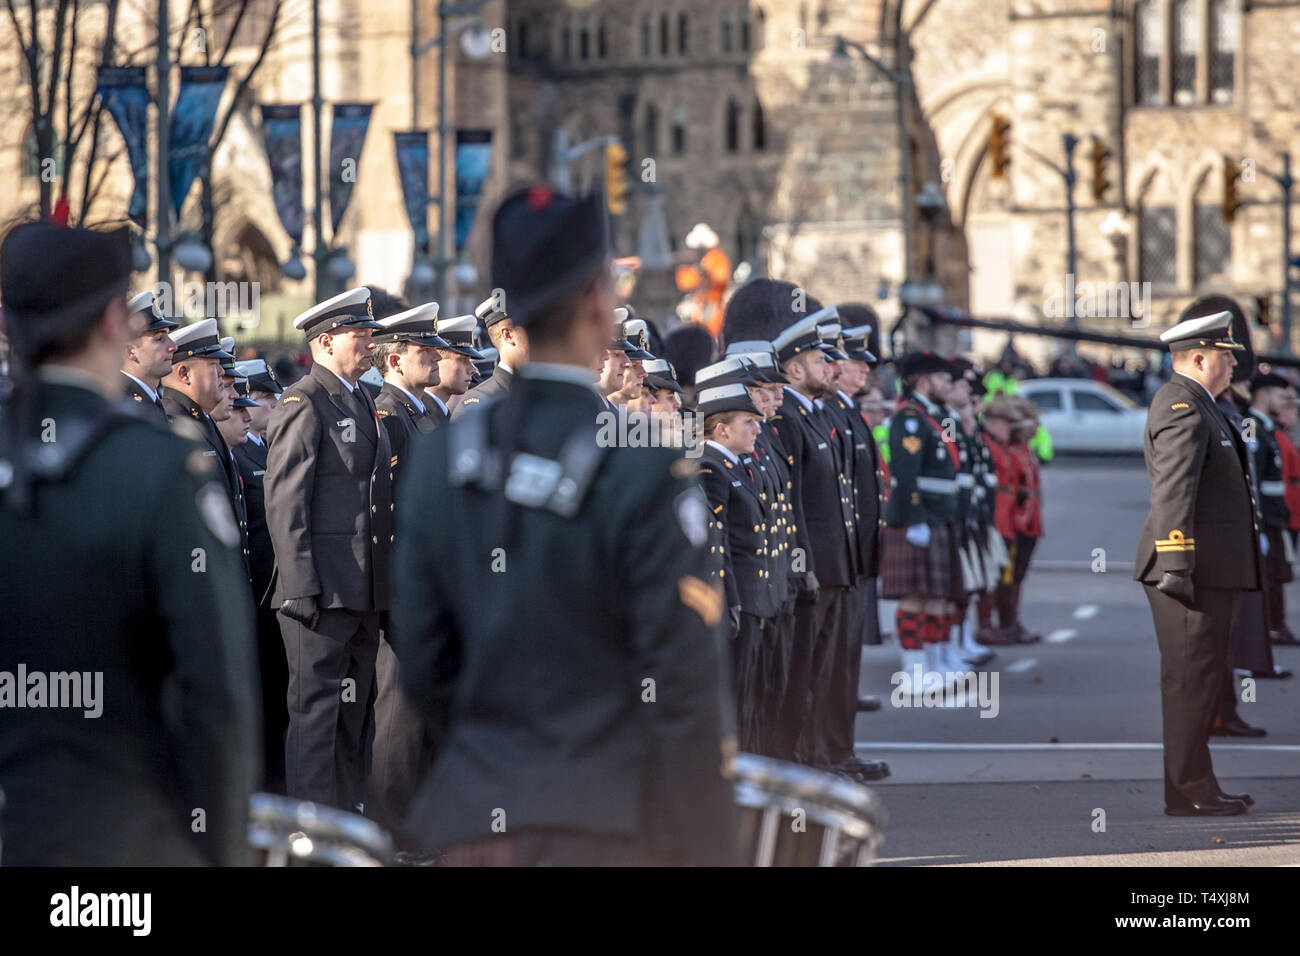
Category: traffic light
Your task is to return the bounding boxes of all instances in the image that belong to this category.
[1223,155,1242,223]
[989,113,1011,179]
[1089,137,1111,202]
[1254,294,1271,327]
[604,141,629,216]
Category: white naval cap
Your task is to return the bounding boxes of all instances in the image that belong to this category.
[169,318,233,361]
[1158,310,1244,351]
[697,382,760,416]
[772,310,831,361]
[293,286,382,339]
[127,289,178,332]
[476,292,508,326]
[696,355,761,388]
[437,314,487,358]
[375,302,448,347]
[234,358,282,394]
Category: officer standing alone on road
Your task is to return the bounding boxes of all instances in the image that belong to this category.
[1134,310,1261,816]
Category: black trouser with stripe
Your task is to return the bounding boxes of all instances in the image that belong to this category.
[1144,584,1240,807]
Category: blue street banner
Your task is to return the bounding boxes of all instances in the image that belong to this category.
[94,67,150,228]
[454,129,493,254]
[169,66,230,217]
[394,131,430,253]
[329,103,373,235]
[260,104,304,245]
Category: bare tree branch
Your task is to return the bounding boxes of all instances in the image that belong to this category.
[75,0,119,225]
[216,0,248,65]
[83,146,125,217]
[208,0,279,155]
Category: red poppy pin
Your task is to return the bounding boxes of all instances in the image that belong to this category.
[527,184,554,211]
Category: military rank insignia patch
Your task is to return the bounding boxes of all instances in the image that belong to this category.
[1170,402,1190,410]
[678,574,723,627]
[674,487,710,547]
[902,435,922,455]
[196,482,240,548]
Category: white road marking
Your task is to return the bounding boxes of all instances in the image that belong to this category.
[1005,658,1038,673]
[855,741,1300,752]
[1072,604,1100,621]
[1045,628,1078,644]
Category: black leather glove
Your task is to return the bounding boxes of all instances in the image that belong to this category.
[729,606,741,639]
[796,570,821,604]
[1155,571,1195,607]
[281,595,320,628]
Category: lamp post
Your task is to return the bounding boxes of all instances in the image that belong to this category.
[155,0,172,283]
[832,34,914,319]
[409,2,491,305]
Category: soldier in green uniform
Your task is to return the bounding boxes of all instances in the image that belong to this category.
[392,185,737,865]
[0,221,258,865]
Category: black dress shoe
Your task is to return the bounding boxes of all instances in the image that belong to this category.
[1270,629,1300,646]
[1218,791,1255,807]
[1250,666,1293,679]
[1212,719,1267,738]
[856,696,882,712]
[837,758,891,781]
[1164,797,1247,817]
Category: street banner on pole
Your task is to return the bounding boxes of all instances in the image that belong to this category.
[94,67,150,228]
[454,129,493,254]
[260,104,305,246]
[169,65,230,218]
[329,104,373,235]
[394,131,431,254]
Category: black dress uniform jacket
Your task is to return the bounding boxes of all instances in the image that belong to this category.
[883,394,959,527]
[233,436,274,603]
[1245,408,1290,529]
[392,372,737,864]
[449,363,513,422]
[265,362,395,611]
[375,382,437,476]
[699,442,780,619]
[162,389,251,569]
[1134,375,1260,590]
[770,389,857,589]
[829,391,883,578]
[0,379,258,865]
[120,372,169,427]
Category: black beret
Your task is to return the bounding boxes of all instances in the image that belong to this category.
[1,221,132,358]
[492,184,609,327]
[1249,371,1290,394]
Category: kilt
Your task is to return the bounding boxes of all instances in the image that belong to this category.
[879,522,959,600]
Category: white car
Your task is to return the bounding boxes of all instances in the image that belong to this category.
[1015,378,1148,454]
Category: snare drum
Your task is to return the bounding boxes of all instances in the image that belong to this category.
[732,754,886,867]
[248,793,394,866]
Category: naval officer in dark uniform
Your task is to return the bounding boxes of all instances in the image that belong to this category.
[0,221,258,865]
[119,290,177,426]
[449,294,526,420]
[1134,310,1261,816]
[392,185,737,865]
[232,358,289,791]
[264,286,394,811]
[366,301,448,831]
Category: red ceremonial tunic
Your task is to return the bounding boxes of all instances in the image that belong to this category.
[1010,440,1043,538]
[1278,427,1300,532]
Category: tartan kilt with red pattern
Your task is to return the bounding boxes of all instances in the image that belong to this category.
[879,522,957,600]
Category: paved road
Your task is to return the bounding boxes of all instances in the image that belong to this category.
[852,456,1300,866]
